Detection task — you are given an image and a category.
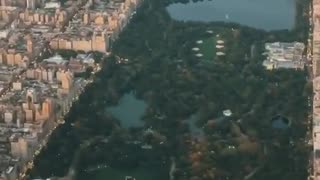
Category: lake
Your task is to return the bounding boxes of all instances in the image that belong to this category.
[271,115,290,129]
[108,93,147,128]
[167,0,296,30]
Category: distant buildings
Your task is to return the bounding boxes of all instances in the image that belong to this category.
[311,0,320,179]
[49,0,140,53]
[0,6,19,26]
[263,42,305,70]
[19,8,68,27]
[0,0,142,179]
[313,0,320,179]
[0,56,89,179]
[50,30,110,53]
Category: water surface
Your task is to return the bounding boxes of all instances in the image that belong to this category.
[108,93,147,128]
[271,115,290,129]
[167,0,296,30]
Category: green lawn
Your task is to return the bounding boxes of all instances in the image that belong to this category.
[84,166,169,180]
[198,36,217,60]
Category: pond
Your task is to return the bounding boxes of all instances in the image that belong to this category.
[167,0,296,30]
[271,115,290,129]
[107,93,147,128]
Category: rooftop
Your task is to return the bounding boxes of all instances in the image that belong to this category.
[43,54,67,65]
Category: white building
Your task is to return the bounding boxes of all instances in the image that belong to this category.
[44,2,60,9]
[263,42,305,70]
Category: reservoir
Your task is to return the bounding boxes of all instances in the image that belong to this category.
[107,93,147,128]
[167,0,296,30]
[271,115,290,129]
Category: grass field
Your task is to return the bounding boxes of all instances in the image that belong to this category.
[198,36,217,60]
[83,166,169,180]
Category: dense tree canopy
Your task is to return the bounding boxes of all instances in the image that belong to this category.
[29,0,311,180]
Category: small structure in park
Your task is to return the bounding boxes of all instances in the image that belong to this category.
[216,45,224,49]
[195,53,203,57]
[125,176,136,180]
[223,109,232,117]
[192,47,200,51]
[217,40,225,44]
[216,52,225,56]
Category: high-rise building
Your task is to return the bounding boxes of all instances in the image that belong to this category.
[314,60,320,77]
[26,88,37,105]
[42,98,53,117]
[42,69,48,81]
[56,69,62,81]
[47,69,54,82]
[61,71,73,90]
[26,0,35,10]
[92,31,108,52]
[94,15,104,25]
[1,0,5,6]
[4,110,13,124]
[25,109,34,122]
[83,12,89,25]
[10,135,37,162]
[12,81,22,91]
[26,69,35,79]
[34,68,42,80]
[26,35,34,54]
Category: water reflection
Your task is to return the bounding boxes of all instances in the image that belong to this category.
[167,0,296,30]
[271,115,290,129]
[107,93,147,128]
